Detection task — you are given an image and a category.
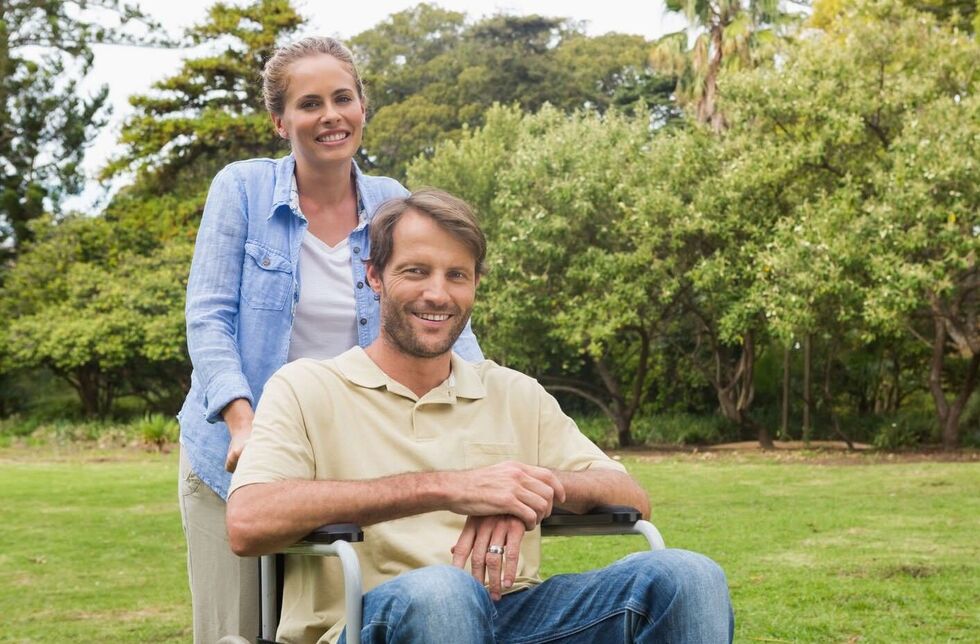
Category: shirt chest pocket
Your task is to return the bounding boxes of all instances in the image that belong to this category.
[242,241,292,311]
[464,442,519,469]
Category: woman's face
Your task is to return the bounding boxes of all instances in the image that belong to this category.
[272,54,365,170]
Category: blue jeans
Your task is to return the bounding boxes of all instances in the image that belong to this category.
[339,550,734,643]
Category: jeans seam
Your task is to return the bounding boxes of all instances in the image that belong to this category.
[504,607,632,644]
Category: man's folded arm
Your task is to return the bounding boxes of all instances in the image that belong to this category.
[226,460,567,556]
[553,468,651,519]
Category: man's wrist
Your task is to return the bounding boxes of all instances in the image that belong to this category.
[417,470,455,510]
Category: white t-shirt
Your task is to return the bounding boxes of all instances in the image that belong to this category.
[286,232,359,362]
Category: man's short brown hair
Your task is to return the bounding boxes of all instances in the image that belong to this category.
[368,188,487,276]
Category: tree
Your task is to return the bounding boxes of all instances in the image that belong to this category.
[867,93,980,448]
[102,0,303,191]
[1,0,304,417]
[723,0,979,447]
[650,0,794,131]
[0,0,160,255]
[353,4,663,178]
[0,215,191,416]
[412,105,705,446]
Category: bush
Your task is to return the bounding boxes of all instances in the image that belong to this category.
[571,413,737,448]
[871,411,937,450]
[638,413,736,445]
[134,413,179,451]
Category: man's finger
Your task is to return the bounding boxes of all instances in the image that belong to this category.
[470,517,492,586]
[452,518,477,568]
[502,519,523,591]
[519,464,566,504]
[486,518,510,601]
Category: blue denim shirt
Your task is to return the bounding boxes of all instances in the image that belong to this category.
[178,154,484,498]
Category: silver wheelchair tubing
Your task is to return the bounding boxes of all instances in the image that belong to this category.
[632,519,666,550]
[283,540,364,644]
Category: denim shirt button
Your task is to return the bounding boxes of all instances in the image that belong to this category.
[357,281,364,289]
[353,246,361,255]
[373,294,380,301]
[359,318,367,325]
[261,257,271,267]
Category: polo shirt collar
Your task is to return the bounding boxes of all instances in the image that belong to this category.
[335,347,487,402]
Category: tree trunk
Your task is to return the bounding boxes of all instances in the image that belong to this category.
[821,350,854,450]
[713,332,772,448]
[698,23,727,132]
[542,325,653,450]
[802,333,812,443]
[928,316,980,449]
[780,343,791,440]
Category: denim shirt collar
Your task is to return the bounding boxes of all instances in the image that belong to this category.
[268,155,374,225]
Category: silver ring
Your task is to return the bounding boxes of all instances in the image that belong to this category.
[487,545,505,555]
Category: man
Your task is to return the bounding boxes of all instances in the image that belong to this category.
[227,189,733,643]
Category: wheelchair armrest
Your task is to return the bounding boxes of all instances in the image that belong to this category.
[299,523,364,545]
[541,504,645,537]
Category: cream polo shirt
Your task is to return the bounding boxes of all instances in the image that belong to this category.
[230,346,626,644]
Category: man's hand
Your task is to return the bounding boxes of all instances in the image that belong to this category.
[451,515,525,601]
[222,398,254,473]
[445,461,566,530]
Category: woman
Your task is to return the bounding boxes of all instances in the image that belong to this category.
[177,37,482,643]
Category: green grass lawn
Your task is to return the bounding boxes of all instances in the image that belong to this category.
[1,448,977,642]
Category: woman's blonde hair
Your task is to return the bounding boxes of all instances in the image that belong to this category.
[262,36,366,115]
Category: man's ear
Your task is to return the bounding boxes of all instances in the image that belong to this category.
[366,261,383,294]
[271,112,288,139]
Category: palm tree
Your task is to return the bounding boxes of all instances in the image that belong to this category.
[651,0,790,132]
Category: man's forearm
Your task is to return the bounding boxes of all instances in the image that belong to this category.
[553,469,651,519]
[227,472,450,556]
[227,460,565,556]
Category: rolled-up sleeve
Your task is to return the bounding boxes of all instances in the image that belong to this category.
[185,167,254,422]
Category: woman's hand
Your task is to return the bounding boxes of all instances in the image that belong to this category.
[222,399,254,473]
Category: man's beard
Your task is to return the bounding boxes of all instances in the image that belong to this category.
[379,294,469,359]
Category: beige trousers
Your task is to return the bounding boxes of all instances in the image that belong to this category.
[178,447,259,643]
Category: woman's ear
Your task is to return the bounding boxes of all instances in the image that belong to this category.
[270,112,288,139]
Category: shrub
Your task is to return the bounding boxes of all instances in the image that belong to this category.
[134,413,179,451]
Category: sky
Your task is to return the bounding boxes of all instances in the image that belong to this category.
[72,0,685,209]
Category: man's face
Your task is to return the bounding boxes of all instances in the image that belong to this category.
[367,210,479,359]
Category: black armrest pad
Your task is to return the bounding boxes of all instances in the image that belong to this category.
[302,523,364,544]
[541,505,642,527]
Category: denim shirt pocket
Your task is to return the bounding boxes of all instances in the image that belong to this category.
[242,240,293,310]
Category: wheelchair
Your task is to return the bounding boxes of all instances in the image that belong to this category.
[219,505,665,644]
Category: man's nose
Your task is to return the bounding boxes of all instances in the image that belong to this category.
[421,276,451,306]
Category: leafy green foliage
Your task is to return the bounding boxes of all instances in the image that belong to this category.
[353,4,666,178]
[722,0,980,446]
[102,0,303,190]
[0,0,161,254]
[0,215,193,416]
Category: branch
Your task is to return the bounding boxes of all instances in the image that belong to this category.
[541,384,617,429]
